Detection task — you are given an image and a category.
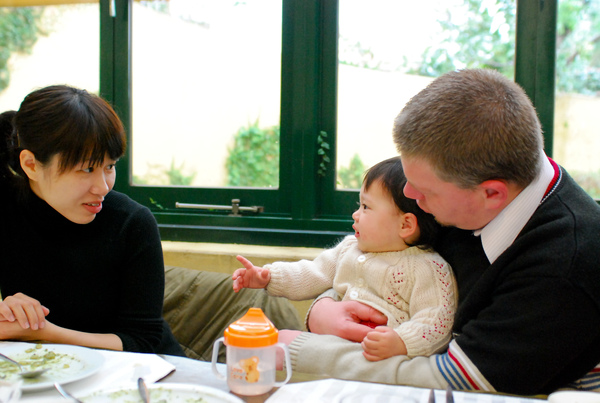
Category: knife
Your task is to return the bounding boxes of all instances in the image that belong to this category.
[428,388,436,403]
[137,377,150,403]
[446,384,454,403]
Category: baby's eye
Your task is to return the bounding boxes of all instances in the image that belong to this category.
[356,201,368,210]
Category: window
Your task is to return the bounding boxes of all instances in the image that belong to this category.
[1,1,563,247]
[0,1,99,111]
[101,0,558,247]
[552,0,600,200]
[336,0,518,189]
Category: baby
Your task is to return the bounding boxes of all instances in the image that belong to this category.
[233,156,457,361]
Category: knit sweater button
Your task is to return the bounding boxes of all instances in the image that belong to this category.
[349,290,359,299]
[357,255,366,262]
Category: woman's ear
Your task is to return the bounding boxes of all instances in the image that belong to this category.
[19,149,40,181]
[399,212,419,240]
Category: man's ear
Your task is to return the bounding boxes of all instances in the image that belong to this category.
[19,149,40,181]
[399,212,419,239]
[479,179,509,211]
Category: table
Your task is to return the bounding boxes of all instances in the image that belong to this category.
[161,355,545,403]
[5,342,545,403]
[161,354,322,403]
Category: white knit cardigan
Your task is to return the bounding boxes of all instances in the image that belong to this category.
[266,235,458,357]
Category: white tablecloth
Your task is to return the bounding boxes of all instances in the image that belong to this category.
[0,341,549,403]
[267,379,544,403]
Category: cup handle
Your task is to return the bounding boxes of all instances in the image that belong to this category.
[211,337,226,380]
[273,342,292,387]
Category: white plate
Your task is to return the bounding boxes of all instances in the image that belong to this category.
[0,343,104,392]
[81,383,245,403]
[547,390,600,403]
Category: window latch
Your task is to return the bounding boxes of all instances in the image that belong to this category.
[175,199,264,217]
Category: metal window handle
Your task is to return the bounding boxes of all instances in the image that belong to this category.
[175,199,264,217]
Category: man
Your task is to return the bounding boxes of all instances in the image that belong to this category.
[280,69,600,395]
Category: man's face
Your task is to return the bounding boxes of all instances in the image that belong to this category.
[401,156,490,230]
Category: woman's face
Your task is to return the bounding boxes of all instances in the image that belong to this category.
[28,153,117,224]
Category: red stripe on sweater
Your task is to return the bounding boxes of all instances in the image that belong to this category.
[545,157,560,197]
[448,349,481,390]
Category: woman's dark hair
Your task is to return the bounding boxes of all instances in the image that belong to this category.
[0,85,126,189]
[363,156,441,249]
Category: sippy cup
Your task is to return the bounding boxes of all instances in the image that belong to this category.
[211,307,292,396]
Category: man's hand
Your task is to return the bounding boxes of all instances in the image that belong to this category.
[361,326,407,361]
[307,298,388,342]
[0,293,49,330]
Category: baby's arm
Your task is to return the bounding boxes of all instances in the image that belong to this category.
[232,255,271,292]
[361,326,407,361]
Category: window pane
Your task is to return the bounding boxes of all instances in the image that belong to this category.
[132,0,282,188]
[0,3,99,111]
[336,0,516,189]
[553,0,600,199]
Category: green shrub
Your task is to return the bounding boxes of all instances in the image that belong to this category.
[133,158,196,186]
[337,154,366,189]
[226,121,280,187]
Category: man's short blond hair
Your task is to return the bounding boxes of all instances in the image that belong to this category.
[393,69,543,189]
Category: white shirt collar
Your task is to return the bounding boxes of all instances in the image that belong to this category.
[473,154,555,264]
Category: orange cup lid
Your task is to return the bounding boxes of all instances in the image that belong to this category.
[224,308,279,348]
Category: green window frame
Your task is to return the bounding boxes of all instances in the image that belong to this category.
[99,0,556,248]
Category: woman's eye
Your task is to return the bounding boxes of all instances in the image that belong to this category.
[82,167,94,173]
[106,164,116,170]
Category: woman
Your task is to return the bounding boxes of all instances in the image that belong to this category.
[0,85,183,355]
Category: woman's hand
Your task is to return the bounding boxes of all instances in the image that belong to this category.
[307,298,388,342]
[0,317,54,341]
[0,293,49,331]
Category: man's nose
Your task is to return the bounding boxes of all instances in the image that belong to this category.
[403,182,422,200]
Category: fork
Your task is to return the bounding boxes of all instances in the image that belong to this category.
[54,382,83,403]
[428,385,454,403]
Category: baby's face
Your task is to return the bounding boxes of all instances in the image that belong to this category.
[351,180,408,253]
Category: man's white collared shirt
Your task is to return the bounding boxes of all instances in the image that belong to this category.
[474,155,555,264]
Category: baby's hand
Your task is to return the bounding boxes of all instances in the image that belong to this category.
[361,326,407,361]
[232,255,271,292]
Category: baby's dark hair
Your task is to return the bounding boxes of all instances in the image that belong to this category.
[363,156,441,249]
